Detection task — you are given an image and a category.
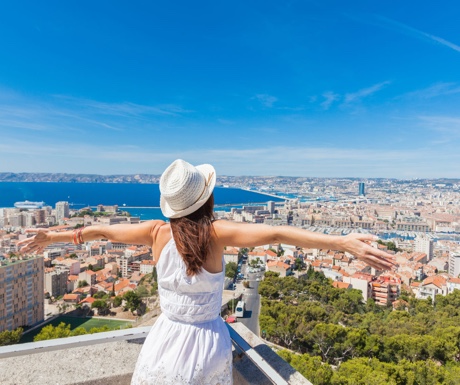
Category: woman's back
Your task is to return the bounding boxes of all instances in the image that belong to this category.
[156,232,225,323]
[131,227,233,385]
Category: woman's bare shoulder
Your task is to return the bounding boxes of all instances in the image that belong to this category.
[151,221,171,259]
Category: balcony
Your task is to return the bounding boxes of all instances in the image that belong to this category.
[0,322,312,385]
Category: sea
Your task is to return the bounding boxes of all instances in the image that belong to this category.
[0,182,283,220]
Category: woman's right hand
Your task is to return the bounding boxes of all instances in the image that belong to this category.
[17,229,53,255]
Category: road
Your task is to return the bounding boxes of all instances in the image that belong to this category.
[237,263,262,336]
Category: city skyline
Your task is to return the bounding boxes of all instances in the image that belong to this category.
[1,2,460,178]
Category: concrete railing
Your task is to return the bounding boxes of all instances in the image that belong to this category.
[0,322,312,385]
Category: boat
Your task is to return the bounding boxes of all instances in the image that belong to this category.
[14,201,45,209]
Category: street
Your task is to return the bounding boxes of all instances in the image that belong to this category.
[236,262,262,336]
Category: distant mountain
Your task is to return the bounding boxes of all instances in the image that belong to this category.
[0,172,161,184]
[1,172,459,185]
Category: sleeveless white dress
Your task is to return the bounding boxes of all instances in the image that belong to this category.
[131,236,233,385]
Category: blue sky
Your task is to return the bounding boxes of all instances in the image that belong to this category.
[1,1,460,178]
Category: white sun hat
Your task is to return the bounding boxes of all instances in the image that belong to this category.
[159,159,216,218]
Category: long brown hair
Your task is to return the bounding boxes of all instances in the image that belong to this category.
[170,194,215,276]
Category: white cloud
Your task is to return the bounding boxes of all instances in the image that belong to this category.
[321,92,340,110]
[418,115,460,137]
[376,16,460,53]
[344,81,391,104]
[403,82,460,99]
[0,90,190,136]
[253,94,278,108]
[0,139,457,178]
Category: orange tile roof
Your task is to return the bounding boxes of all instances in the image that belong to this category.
[141,260,156,265]
[63,294,80,301]
[114,278,131,292]
[79,297,95,304]
[267,260,290,270]
[422,275,446,288]
[332,281,351,289]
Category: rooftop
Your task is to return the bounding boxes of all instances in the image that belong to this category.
[0,322,312,385]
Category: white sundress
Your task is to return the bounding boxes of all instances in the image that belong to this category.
[131,236,233,385]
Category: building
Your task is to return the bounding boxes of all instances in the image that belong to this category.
[45,267,69,298]
[223,247,239,264]
[396,222,430,232]
[343,272,373,301]
[415,237,434,260]
[418,276,448,302]
[140,260,156,275]
[55,201,70,223]
[449,254,460,277]
[266,260,291,277]
[370,276,400,306]
[358,182,365,196]
[119,255,129,278]
[0,256,44,332]
[267,201,275,214]
[8,213,25,228]
[34,209,46,225]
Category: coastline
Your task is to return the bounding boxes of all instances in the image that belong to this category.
[239,188,286,200]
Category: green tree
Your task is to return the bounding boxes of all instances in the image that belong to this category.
[71,327,88,336]
[294,258,304,270]
[136,285,149,298]
[279,350,333,385]
[89,326,110,334]
[249,257,262,268]
[78,280,88,288]
[93,291,107,299]
[113,296,123,307]
[225,262,237,278]
[91,299,109,315]
[34,322,72,341]
[264,271,280,278]
[123,290,141,313]
[150,282,158,296]
[0,327,23,346]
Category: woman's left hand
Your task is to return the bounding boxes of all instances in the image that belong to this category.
[338,233,397,271]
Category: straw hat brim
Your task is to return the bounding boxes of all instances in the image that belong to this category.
[160,164,216,219]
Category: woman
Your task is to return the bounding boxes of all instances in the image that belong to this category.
[19,159,395,385]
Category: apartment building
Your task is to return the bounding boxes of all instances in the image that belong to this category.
[140,260,156,275]
[0,256,44,332]
[449,254,460,277]
[44,267,69,297]
[370,276,400,306]
[55,201,70,223]
[415,236,434,260]
[396,222,430,232]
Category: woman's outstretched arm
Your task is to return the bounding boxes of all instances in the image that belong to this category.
[213,220,396,271]
[18,220,165,254]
